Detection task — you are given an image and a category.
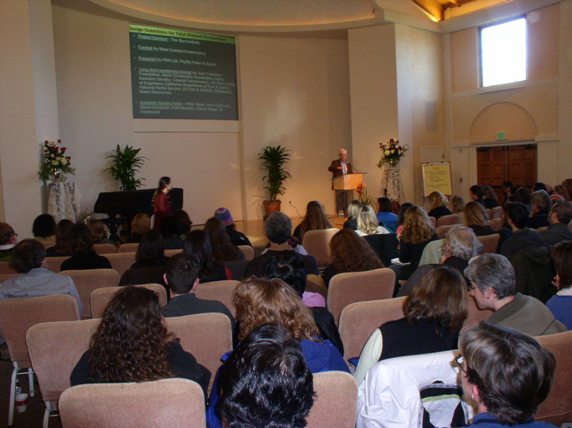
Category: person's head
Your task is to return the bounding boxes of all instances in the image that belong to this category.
[9,239,46,273]
[517,187,531,205]
[88,286,173,382]
[458,323,555,424]
[377,197,393,213]
[157,176,171,193]
[204,217,242,262]
[130,213,151,236]
[469,185,483,201]
[548,200,572,225]
[563,178,572,200]
[234,277,318,341]
[482,186,497,201]
[443,226,482,261]
[218,324,315,428]
[329,228,383,272]
[463,201,489,227]
[0,222,17,245]
[54,219,74,252]
[400,205,434,244]
[262,251,307,297]
[32,214,56,238]
[264,212,292,245]
[164,253,200,295]
[404,266,467,331]
[338,148,347,162]
[531,190,551,214]
[533,182,547,192]
[347,200,361,219]
[464,254,515,309]
[505,202,530,230]
[214,207,235,230]
[357,204,381,235]
[183,229,214,269]
[135,230,165,266]
[448,195,465,214]
[300,201,330,235]
[397,202,413,226]
[551,241,572,290]
[173,210,192,235]
[70,223,94,253]
[553,184,571,201]
[428,191,448,210]
[87,220,109,243]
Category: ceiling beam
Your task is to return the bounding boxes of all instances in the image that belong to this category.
[412,0,444,21]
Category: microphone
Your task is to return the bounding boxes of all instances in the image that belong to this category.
[289,200,302,218]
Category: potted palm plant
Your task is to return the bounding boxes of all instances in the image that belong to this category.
[258,145,291,218]
[106,145,146,191]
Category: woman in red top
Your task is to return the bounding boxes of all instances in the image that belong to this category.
[152,176,173,231]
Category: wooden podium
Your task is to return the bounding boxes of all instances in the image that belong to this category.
[333,173,365,191]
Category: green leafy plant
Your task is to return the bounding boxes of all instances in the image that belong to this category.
[106,145,146,191]
[258,145,291,201]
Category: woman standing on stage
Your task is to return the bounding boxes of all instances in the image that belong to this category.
[152,176,173,231]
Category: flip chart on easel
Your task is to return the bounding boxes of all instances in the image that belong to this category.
[422,162,452,196]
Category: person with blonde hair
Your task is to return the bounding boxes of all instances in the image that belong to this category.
[356,204,389,237]
[448,195,465,214]
[343,199,361,231]
[427,191,451,220]
[463,201,494,236]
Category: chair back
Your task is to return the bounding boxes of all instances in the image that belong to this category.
[165,249,182,257]
[0,273,18,282]
[462,296,493,330]
[436,224,457,239]
[63,269,120,318]
[118,243,139,253]
[327,268,395,325]
[194,280,239,317]
[0,295,79,367]
[306,372,357,428]
[105,252,136,277]
[26,318,100,402]
[535,331,572,424]
[436,214,462,228]
[338,297,406,360]
[0,261,15,274]
[93,243,117,254]
[46,256,68,272]
[90,284,168,318]
[488,218,504,232]
[238,245,254,261]
[164,313,233,390]
[363,233,398,267]
[477,233,500,254]
[59,379,206,428]
[302,228,339,267]
[490,206,504,220]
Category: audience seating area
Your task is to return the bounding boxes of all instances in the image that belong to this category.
[306,371,358,428]
[90,284,167,318]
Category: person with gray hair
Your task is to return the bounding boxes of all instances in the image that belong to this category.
[464,253,565,336]
[527,189,551,229]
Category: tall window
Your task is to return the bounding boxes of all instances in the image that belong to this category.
[480,18,527,87]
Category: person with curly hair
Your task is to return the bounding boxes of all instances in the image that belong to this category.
[70,286,210,397]
[323,229,383,286]
[463,201,494,236]
[354,266,467,385]
[293,201,332,242]
[427,191,451,220]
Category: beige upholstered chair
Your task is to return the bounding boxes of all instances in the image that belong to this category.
[436,213,462,228]
[93,243,118,254]
[59,378,206,428]
[306,371,358,428]
[327,268,395,325]
[461,296,493,330]
[26,318,100,428]
[90,284,168,318]
[338,297,406,361]
[302,228,339,268]
[118,242,139,253]
[165,313,233,391]
[194,280,239,317]
[46,256,68,272]
[535,331,572,424]
[238,245,254,261]
[0,261,15,274]
[436,224,457,239]
[105,252,136,277]
[477,233,500,254]
[0,295,79,426]
[63,269,120,318]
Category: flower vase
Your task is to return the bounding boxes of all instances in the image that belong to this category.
[51,169,65,183]
[382,163,401,201]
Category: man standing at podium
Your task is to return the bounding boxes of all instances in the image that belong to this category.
[328,148,353,216]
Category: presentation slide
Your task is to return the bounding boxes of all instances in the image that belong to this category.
[129,25,238,120]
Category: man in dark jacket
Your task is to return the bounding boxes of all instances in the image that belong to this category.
[541,200,572,246]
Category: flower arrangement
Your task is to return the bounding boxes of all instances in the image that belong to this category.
[377,138,408,168]
[38,140,75,183]
[356,182,374,207]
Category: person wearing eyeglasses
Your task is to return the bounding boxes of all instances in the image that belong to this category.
[456,323,555,427]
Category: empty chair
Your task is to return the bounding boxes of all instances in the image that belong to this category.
[118,242,139,253]
[0,295,79,426]
[63,269,120,318]
[237,245,254,261]
[46,256,68,272]
[327,268,396,325]
[92,243,117,254]
[59,378,206,428]
[90,284,168,318]
[436,213,462,228]
[194,280,239,317]
[477,233,500,254]
[26,318,100,428]
[306,372,358,428]
[302,228,339,268]
[105,252,136,277]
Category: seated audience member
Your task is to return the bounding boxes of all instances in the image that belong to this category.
[343,199,361,231]
[245,212,319,277]
[204,217,244,262]
[463,201,494,236]
[356,204,389,237]
[127,213,151,243]
[502,181,516,203]
[46,219,74,257]
[162,253,235,330]
[533,182,548,192]
[0,239,82,312]
[293,200,332,242]
[159,216,185,250]
[448,194,465,215]
[553,184,571,201]
[70,286,210,397]
[323,229,384,287]
[517,186,532,212]
[481,186,500,209]
[398,226,481,296]
[214,207,252,247]
[541,200,572,246]
[527,190,551,229]
[546,241,572,329]
[32,214,56,248]
[87,219,112,245]
[173,209,192,239]
[563,178,572,200]
[427,191,452,220]
[499,203,545,259]
[184,230,230,283]
[218,324,315,428]
[464,253,565,335]
[0,222,17,262]
[469,184,485,206]
[458,323,555,428]
[354,266,467,385]
[119,230,168,290]
[376,197,398,233]
[60,223,111,271]
[395,202,413,238]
